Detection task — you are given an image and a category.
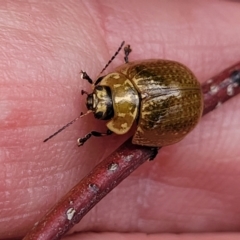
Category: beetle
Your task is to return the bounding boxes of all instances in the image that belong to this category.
[44,42,203,152]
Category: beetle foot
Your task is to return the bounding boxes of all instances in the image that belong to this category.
[77,133,91,147]
[81,90,89,96]
[77,130,113,147]
[80,70,93,84]
[124,44,132,63]
[231,70,240,86]
[148,147,160,161]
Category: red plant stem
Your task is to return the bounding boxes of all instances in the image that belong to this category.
[23,62,240,240]
[202,63,240,115]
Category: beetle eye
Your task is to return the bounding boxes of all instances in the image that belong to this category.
[95,111,103,119]
[95,85,103,91]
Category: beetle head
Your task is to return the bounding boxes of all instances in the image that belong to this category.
[86,85,114,120]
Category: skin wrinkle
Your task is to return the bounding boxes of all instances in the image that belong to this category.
[135,176,223,225]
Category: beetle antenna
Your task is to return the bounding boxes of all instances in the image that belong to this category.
[99,41,125,75]
[43,111,92,143]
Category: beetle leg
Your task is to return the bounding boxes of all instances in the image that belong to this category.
[81,90,89,96]
[148,147,160,161]
[80,70,93,84]
[77,130,112,146]
[124,44,132,63]
[230,70,240,85]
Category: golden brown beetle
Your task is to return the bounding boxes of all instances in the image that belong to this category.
[44,42,203,149]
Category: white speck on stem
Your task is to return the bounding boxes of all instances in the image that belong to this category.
[227,84,234,96]
[210,85,219,95]
[66,208,76,221]
[108,163,119,171]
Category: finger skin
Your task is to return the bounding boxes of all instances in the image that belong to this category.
[0,0,240,239]
[64,233,240,240]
